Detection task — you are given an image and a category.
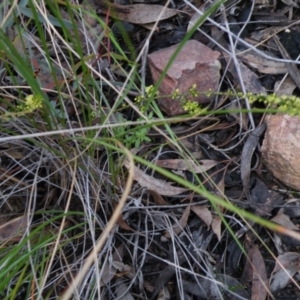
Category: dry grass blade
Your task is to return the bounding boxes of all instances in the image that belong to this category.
[3,0,300,298]
[61,145,134,300]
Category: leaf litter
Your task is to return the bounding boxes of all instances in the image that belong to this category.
[1,0,300,299]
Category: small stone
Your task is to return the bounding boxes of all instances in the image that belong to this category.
[147,40,221,116]
[262,114,300,191]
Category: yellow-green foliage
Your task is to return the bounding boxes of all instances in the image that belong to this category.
[170,84,208,114]
[2,94,43,120]
[22,94,43,111]
[180,84,204,114]
[134,84,205,115]
[247,92,300,116]
[134,85,157,114]
[170,86,300,116]
[182,100,203,114]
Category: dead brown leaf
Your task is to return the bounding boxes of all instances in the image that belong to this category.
[271,213,299,231]
[273,35,300,91]
[250,245,269,300]
[117,214,135,232]
[236,60,267,94]
[0,148,24,159]
[216,176,225,196]
[215,28,266,95]
[148,190,169,205]
[101,3,178,25]
[100,246,125,287]
[122,159,188,196]
[157,286,170,300]
[164,205,190,238]
[191,205,212,228]
[237,50,287,74]
[115,278,135,300]
[271,213,300,253]
[211,215,222,241]
[156,159,218,173]
[275,76,297,96]
[113,201,135,232]
[241,124,266,201]
[100,261,136,289]
[270,252,300,292]
[113,261,136,279]
[0,216,28,242]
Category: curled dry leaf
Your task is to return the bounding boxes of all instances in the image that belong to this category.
[115,278,135,300]
[156,159,218,173]
[237,61,266,95]
[271,212,300,252]
[215,274,249,299]
[191,205,212,228]
[211,215,222,241]
[100,246,125,287]
[216,29,266,95]
[122,158,188,196]
[112,261,136,279]
[0,149,24,159]
[270,252,300,292]
[0,216,28,242]
[148,190,169,205]
[181,279,210,298]
[250,178,270,215]
[271,213,298,231]
[249,245,268,300]
[216,177,225,196]
[101,261,136,289]
[100,261,135,286]
[182,275,249,299]
[273,35,300,92]
[241,124,266,200]
[117,214,135,232]
[157,285,171,300]
[100,3,178,24]
[114,201,135,232]
[164,205,190,238]
[274,76,297,97]
[237,50,287,74]
[100,263,118,287]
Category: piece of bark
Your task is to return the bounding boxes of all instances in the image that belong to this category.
[262,114,300,191]
[147,40,221,116]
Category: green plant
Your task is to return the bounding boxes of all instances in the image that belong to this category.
[115,83,209,148]
[247,91,300,115]
[4,0,300,299]
[123,117,153,148]
[1,94,43,120]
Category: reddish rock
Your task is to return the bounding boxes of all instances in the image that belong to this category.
[262,114,300,191]
[147,40,221,116]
